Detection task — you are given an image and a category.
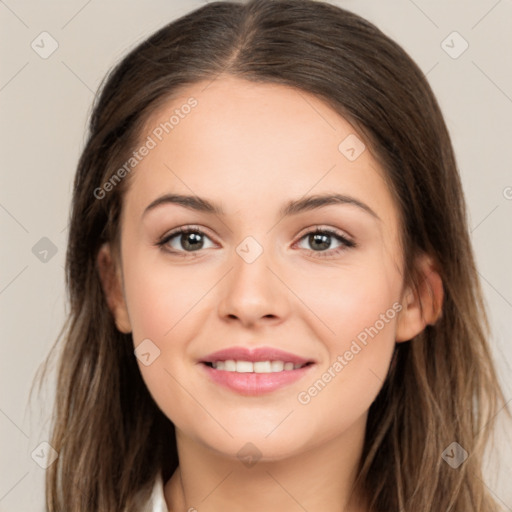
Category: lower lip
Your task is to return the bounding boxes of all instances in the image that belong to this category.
[200,363,315,395]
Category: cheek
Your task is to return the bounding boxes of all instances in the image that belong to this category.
[290,260,401,420]
[290,254,402,349]
[123,258,204,342]
[122,259,218,428]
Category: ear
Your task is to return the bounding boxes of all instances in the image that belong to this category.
[96,243,132,334]
[395,253,444,342]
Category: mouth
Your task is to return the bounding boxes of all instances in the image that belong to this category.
[203,360,313,372]
[199,346,316,395]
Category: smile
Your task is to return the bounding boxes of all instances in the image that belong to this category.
[199,346,316,395]
[207,360,310,372]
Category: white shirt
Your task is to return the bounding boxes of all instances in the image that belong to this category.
[146,472,169,512]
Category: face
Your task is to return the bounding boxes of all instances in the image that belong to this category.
[99,75,432,461]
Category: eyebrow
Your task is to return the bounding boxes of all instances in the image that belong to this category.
[142,193,380,220]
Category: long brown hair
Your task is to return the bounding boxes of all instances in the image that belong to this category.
[33,0,509,510]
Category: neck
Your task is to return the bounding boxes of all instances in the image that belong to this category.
[164,414,369,512]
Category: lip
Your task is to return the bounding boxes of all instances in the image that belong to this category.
[201,346,314,365]
[199,346,316,396]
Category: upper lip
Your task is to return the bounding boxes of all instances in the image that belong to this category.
[201,346,315,365]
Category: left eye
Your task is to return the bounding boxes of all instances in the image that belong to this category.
[295,229,355,253]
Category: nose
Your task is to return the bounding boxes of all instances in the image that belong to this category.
[217,244,290,328]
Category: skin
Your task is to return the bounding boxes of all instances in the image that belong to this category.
[98,75,443,512]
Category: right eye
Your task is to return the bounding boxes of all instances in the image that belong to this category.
[157,226,217,255]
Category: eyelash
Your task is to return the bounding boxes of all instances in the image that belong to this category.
[156,225,357,259]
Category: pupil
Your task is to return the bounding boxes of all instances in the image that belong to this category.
[183,232,203,251]
[310,233,330,251]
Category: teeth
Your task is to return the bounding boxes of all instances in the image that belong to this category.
[210,360,306,373]
[270,361,284,372]
[224,360,236,371]
[236,361,253,373]
[254,361,271,373]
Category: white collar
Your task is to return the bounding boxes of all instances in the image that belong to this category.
[147,472,169,512]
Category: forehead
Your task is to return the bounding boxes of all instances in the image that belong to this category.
[124,75,398,230]
[142,75,364,170]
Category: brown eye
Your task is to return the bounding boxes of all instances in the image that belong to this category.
[158,227,216,253]
[295,228,356,258]
[177,231,205,251]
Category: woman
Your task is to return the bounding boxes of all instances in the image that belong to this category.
[37,0,508,510]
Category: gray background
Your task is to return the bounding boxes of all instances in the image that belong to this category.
[1,0,511,510]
